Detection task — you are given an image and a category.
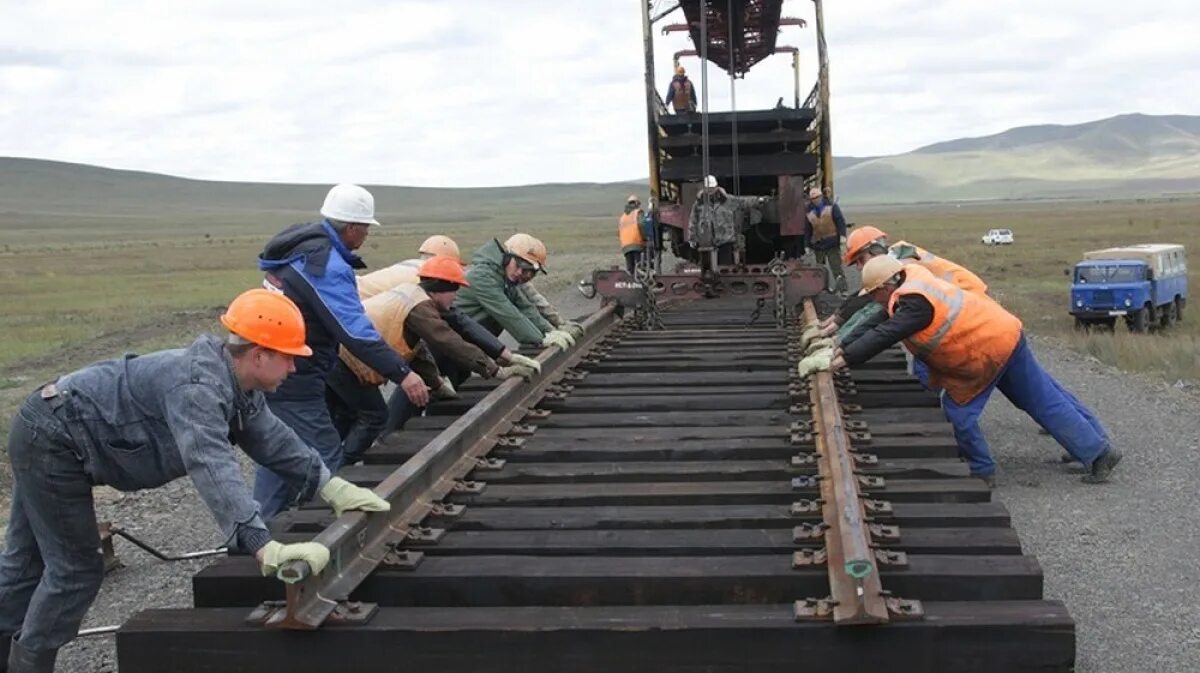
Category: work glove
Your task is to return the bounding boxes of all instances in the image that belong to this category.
[562,321,585,341]
[496,364,535,381]
[805,336,835,356]
[541,330,573,350]
[433,377,459,400]
[796,347,835,379]
[798,323,823,350]
[259,540,330,580]
[320,477,392,518]
[506,352,542,374]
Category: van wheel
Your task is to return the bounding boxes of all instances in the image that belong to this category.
[1160,302,1177,328]
[1073,317,1089,332]
[1127,308,1149,333]
[1176,297,1185,322]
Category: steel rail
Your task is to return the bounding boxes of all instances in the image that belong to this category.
[267,304,622,629]
[801,299,889,624]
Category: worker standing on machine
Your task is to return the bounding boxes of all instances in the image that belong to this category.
[804,187,848,294]
[0,290,389,672]
[664,65,697,113]
[797,255,1123,486]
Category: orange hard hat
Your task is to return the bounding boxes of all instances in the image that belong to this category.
[220,289,312,356]
[504,233,548,272]
[418,254,470,287]
[675,65,686,76]
[843,225,889,264]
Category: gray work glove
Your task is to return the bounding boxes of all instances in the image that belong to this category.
[541,330,574,350]
[805,337,835,356]
[259,541,330,580]
[799,323,823,350]
[796,347,834,379]
[496,364,535,381]
[562,321,585,340]
[506,352,542,374]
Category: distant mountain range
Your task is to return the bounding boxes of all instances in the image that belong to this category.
[834,113,1200,204]
[2,113,1197,213]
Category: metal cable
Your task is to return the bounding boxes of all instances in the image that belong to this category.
[727,0,740,196]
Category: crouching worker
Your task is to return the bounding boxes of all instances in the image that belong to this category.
[330,256,541,463]
[0,289,388,672]
[796,256,1123,486]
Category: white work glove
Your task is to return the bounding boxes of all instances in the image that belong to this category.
[798,323,823,350]
[562,321,585,340]
[805,336,835,356]
[506,352,542,374]
[796,347,835,379]
[259,541,330,580]
[496,364,535,381]
[550,329,576,347]
[432,377,459,400]
[541,330,573,350]
[320,477,392,518]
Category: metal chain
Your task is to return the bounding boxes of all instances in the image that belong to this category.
[633,257,664,331]
[769,251,789,328]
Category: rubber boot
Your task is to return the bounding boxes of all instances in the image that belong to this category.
[7,637,57,673]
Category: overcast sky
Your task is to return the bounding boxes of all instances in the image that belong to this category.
[2,0,1197,187]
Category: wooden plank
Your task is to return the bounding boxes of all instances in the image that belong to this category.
[273,527,1022,556]
[118,602,1075,673]
[191,554,1045,607]
[451,479,990,506]
[273,502,1013,535]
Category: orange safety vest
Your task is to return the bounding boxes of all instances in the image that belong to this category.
[339,283,429,386]
[618,209,645,253]
[891,242,988,295]
[888,265,1021,404]
[357,259,422,300]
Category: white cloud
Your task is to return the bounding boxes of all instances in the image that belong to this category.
[0,0,1197,186]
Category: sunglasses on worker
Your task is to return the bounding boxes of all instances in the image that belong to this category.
[514,257,538,273]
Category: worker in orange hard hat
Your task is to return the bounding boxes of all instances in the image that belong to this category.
[455,234,580,349]
[356,235,463,298]
[797,255,1122,487]
[327,256,542,463]
[0,289,391,668]
[665,64,697,114]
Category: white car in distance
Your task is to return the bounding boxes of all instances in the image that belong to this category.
[981,228,1014,245]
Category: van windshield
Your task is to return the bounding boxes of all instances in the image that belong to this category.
[1076,266,1143,283]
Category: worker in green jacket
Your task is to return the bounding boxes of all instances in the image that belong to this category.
[454,234,577,349]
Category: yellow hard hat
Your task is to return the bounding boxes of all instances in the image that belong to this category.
[503,233,548,272]
[676,65,686,76]
[418,234,460,261]
[858,255,904,296]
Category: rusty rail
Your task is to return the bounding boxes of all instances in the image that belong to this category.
[263,304,622,629]
[795,299,914,624]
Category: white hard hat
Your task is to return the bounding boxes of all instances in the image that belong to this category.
[320,183,380,226]
[703,175,718,188]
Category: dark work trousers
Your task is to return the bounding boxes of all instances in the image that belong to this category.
[624,250,643,275]
[0,395,104,657]
[324,361,389,466]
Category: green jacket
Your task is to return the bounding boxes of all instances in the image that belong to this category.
[836,302,887,347]
[518,283,564,328]
[455,240,553,345]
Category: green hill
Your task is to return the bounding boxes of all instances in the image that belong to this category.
[835,113,1200,204]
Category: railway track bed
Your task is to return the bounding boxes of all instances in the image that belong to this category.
[117,297,1075,672]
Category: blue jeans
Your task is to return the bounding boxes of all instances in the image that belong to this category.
[384,388,420,434]
[325,362,388,465]
[941,334,1111,476]
[254,387,342,520]
[0,395,105,654]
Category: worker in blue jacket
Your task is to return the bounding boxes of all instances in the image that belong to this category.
[254,184,430,518]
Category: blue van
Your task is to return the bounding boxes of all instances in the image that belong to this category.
[1070,244,1187,332]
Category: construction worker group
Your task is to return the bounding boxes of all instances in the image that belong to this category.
[0,183,582,672]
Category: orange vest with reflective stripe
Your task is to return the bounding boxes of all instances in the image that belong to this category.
[887,265,1021,404]
[891,242,988,295]
[619,210,645,253]
[340,283,429,386]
